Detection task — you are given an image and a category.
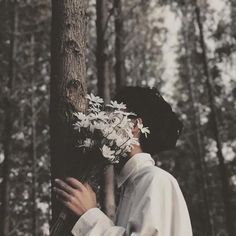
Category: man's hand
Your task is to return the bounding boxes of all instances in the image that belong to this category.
[54,177,97,216]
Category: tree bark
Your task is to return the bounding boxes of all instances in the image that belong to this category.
[0,1,18,235]
[195,3,235,236]
[96,0,116,221]
[50,0,88,232]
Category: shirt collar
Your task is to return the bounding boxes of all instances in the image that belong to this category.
[116,152,155,188]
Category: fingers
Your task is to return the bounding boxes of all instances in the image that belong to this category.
[53,183,84,217]
[54,179,75,194]
[54,186,78,213]
[54,187,71,201]
[57,196,76,213]
[65,177,85,190]
[60,200,82,217]
[53,178,97,217]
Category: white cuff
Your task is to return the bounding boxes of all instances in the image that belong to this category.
[71,208,111,235]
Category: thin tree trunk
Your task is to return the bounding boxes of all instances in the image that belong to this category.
[1,1,18,235]
[114,0,125,91]
[231,0,236,39]
[50,0,88,234]
[96,0,116,221]
[181,5,215,236]
[30,33,38,236]
[195,4,235,236]
[96,0,110,102]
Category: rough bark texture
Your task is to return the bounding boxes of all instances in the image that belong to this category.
[50,0,88,232]
[96,0,116,221]
[195,4,235,236]
[0,2,18,235]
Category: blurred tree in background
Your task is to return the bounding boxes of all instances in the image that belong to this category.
[0,0,51,235]
[0,0,235,236]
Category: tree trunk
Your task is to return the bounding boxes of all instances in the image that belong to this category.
[114,0,125,91]
[195,4,235,236]
[231,0,236,39]
[0,1,18,235]
[30,33,38,236]
[96,0,110,102]
[50,0,88,233]
[96,0,116,221]
[181,5,215,236]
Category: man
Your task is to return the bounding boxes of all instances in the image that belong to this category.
[54,87,193,236]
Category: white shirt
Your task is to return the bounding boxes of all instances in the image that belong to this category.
[71,153,193,236]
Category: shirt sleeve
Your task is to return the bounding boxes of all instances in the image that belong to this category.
[71,172,193,236]
[71,208,126,236]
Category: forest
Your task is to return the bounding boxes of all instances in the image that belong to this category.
[0,0,236,235]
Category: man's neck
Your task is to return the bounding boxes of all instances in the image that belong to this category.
[114,145,143,174]
[129,145,143,158]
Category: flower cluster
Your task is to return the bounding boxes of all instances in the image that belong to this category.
[73,94,150,163]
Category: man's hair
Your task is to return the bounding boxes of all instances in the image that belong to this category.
[114,86,183,155]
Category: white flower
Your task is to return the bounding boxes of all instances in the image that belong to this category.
[119,115,131,129]
[140,127,150,137]
[125,126,135,138]
[73,93,148,164]
[73,121,81,131]
[81,119,90,127]
[73,112,87,121]
[124,145,132,153]
[87,94,103,105]
[92,122,107,131]
[115,149,122,155]
[73,118,90,131]
[137,120,150,138]
[115,136,126,147]
[100,145,116,161]
[83,138,93,148]
[88,105,101,113]
[107,100,126,110]
[89,111,109,121]
[114,110,136,117]
[102,126,114,137]
[110,116,122,127]
[106,130,118,140]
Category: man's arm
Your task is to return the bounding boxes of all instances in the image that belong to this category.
[54,177,127,236]
[54,175,192,236]
[71,208,126,236]
[54,177,159,235]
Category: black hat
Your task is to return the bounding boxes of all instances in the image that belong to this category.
[115,86,183,154]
